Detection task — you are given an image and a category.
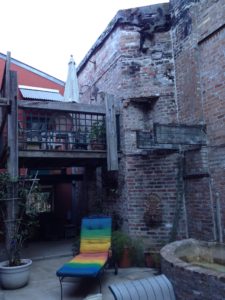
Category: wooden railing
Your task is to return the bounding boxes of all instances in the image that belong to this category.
[18,108,107,152]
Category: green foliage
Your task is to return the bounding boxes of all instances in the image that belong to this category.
[111,231,132,262]
[89,121,106,142]
[131,237,145,267]
[0,172,40,266]
[111,231,144,266]
[72,236,80,256]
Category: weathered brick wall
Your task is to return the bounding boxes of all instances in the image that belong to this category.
[170,0,204,124]
[78,27,122,104]
[161,239,225,300]
[77,4,183,245]
[171,0,225,241]
[78,4,175,103]
[183,147,215,240]
[120,152,186,248]
[78,0,225,245]
[197,0,225,242]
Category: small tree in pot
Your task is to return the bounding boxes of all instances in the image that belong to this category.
[0,172,39,289]
[89,120,106,150]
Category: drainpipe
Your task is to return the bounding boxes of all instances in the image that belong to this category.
[215,192,223,243]
[169,151,186,242]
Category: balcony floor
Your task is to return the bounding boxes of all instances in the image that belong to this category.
[19,149,107,168]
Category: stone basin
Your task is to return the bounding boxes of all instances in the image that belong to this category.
[160,239,225,300]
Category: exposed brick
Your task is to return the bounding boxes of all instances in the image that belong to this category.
[77,0,225,248]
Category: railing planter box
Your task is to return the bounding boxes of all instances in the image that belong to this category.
[27,142,40,150]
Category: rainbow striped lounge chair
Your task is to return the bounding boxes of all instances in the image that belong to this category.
[56,216,112,300]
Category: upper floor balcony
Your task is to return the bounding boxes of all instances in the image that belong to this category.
[0,95,119,170]
[18,109,107,152]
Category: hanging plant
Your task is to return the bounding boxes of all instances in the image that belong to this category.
[143,194,162,227]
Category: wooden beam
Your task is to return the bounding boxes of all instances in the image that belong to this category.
[0,52,11,136]
[105,94,118,171]
[0,97,9,105]
[5,67,18,256]
[19,151,108,169]
[7,71,18,178]
[0,108,8,135]
[19,150,107,159]
[3,52,11,98]
[154,123,207,145]
[18,100,106,114]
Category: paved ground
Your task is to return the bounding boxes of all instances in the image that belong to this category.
[0,240,158,300]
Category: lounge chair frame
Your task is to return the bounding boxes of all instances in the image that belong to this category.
[56,216,114,300]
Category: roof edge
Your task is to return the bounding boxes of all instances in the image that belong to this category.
[77,3,170,75]
[0,53,65,86]
[77,11,122,75]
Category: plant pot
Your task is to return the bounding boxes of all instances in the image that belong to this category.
[119,247,131,268]
[0,259,32,289]
[90,142,105,150]
[144,252,155,268]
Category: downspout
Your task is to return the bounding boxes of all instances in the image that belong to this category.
[169,150,187,241]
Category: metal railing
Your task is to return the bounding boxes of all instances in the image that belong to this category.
[18,109,107,151]
[136,131,154,149]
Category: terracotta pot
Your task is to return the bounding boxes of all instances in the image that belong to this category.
[20,168,27,176]
[119,247,131,268]
[144,252,155,268]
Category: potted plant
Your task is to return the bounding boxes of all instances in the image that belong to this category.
[89,121,106,150]
[143,194,162,227]
[111,231,132,268]
[0,172,39,289]
[143,247,162,272]
[131,237,145,267]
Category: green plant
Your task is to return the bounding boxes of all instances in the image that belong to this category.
[131,237,145,267]
[111,230,132,263]
[111,231,145,267]
[89,121,106,143]
[143,248,161,271]
[0,172,39,266]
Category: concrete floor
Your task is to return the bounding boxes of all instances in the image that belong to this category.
[0,240,157,300]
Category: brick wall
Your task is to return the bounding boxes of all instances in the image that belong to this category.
[171,0,225,241]
[197,0,225,242]
[119,152,186,247]
[161,239,225,300]
[78,4,174,103]
[78,0,225,244]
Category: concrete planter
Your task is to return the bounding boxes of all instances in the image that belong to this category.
[0,259,32,289]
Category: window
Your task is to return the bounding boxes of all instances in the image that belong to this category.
[26,185,54,213]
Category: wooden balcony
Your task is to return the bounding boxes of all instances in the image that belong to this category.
[0,62,119,172]
[16,108,108,168]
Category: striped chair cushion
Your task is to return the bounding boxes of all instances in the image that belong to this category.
[56,252,108,277]
[56,217,112,278]
[80,217,111,254]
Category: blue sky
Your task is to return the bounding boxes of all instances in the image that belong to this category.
[1,0,168,81]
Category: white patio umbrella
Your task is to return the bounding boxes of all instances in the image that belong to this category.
[64,55,79,102]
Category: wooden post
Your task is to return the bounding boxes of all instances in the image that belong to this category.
[105,94,118,171]
[7,70,18,178]
[5,52,19,257]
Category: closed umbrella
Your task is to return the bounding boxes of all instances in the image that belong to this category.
[64,55,79,102]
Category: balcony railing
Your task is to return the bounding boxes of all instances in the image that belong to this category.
[136,131,154,149]
[18,109,107,151]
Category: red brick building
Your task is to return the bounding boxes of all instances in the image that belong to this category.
[77,0,225,247]
[0,53,64,95]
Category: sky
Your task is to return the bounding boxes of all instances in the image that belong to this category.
[1,0,168,82]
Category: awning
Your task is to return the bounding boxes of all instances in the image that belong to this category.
[19,85,64,101]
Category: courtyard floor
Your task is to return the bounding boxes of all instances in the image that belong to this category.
[0,240,157,300]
